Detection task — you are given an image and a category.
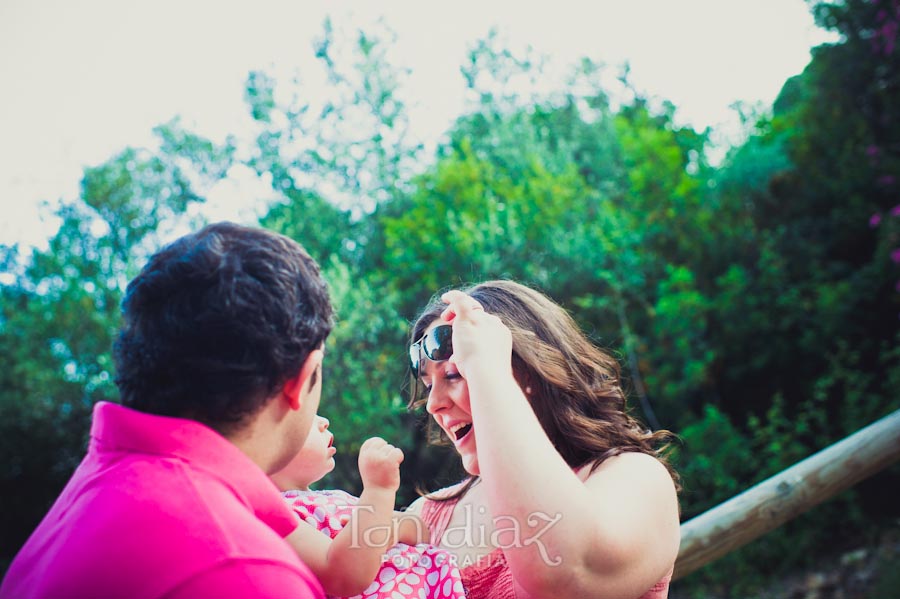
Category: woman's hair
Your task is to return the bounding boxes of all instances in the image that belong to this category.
[409,279,679,498]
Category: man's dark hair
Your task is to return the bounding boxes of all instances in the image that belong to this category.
[113,222,334,434]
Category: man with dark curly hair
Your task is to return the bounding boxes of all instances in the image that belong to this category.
[1,222,333,599]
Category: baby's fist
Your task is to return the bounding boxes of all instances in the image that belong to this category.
[358,437,403,492]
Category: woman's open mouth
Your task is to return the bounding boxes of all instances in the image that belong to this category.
[449,422,473,442]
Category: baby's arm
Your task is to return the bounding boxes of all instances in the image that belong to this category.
[285,437,403,597]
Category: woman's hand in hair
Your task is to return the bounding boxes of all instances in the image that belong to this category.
[440,290,513,381]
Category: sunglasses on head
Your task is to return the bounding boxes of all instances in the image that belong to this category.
[408,325,453,376]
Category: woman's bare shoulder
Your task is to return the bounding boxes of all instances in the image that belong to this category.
[401,479,472,516]
[581,451,677,497]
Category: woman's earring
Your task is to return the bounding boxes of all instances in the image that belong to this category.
[525,386,532,395]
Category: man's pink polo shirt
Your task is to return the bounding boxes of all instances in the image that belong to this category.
[0,402,325,599]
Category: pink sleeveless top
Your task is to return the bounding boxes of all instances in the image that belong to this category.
[420,490,672,599]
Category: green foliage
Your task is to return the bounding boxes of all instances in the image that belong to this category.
[668,1,900,591]
[261,188,352,266]
[866,545,900,599]
[378,139,594,303]
[646,266,715,404]
[674,396,881,595]
[675,405,757,516]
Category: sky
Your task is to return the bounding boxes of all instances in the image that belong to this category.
[0,0,836,250]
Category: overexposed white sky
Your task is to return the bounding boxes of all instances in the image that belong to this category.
[0,0,834,249]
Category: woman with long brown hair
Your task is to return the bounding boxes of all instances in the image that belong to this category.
[405,280,680,599]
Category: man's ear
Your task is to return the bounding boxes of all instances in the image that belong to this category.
[282,349,324,411]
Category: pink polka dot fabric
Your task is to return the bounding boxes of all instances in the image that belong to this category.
[283,490,465,599]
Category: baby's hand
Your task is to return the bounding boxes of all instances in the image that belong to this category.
[358,437,403,492]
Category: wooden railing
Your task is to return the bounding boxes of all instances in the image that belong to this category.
[673,408,900,580]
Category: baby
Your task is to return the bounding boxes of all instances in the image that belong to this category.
[273,415,465,599]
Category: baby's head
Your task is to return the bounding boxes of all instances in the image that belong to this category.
[271,414,336,491]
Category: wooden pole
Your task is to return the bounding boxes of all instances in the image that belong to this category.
[674,409,900,580]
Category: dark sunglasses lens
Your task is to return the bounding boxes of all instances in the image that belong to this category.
[423,325,453,361]
[408,344,421,375]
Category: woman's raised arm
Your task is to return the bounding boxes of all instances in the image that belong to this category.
[442,290,680,599]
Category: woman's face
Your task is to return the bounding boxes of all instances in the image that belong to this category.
[419,318,480,475]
